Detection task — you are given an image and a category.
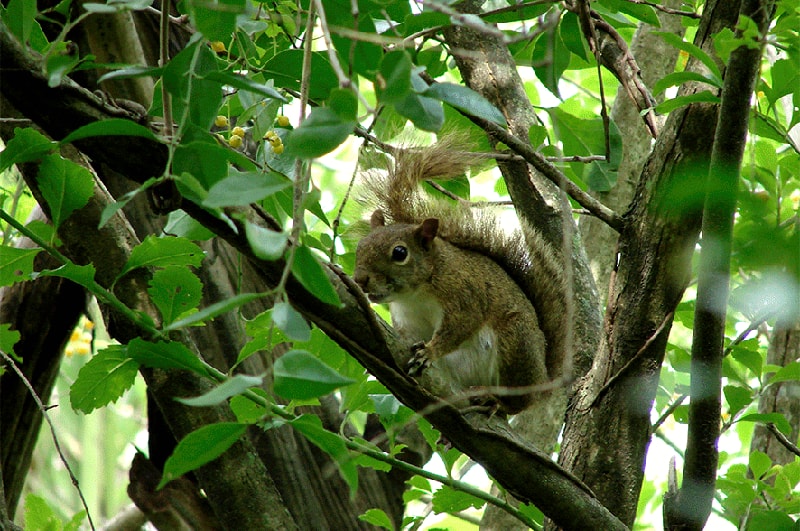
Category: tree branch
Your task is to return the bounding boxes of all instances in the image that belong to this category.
[664,1,776,529]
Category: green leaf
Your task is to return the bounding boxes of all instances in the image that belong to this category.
[655,31,722,81]
[99,177,159,229]
[164,292,264,331]
[163,41,222,129]
[358,508,394,530]
[204,71,287,102]
[118,235,204,279]
[431,485,486,513]
[273,349,355,400]
[0,323,21,362]
[98,66,164,84]
[70,345,140,413]
[164,210,215,241]
[263,51,338,101]
[284,107,357,159]
[244,221,288,261]
[272,301,311,342]
[148,266,203,326]
[394,77,444,132]
[186,0,246,43]
[127,338,209,376]
[723,384,753,417]
[291,246,341,306]
[749,450,772,480]
[560,12,588,60]
[290,414,357,493]
[377,50,413,104]
[532,27,571,99]
[176,374,263,406]
[768,361,800,384]
[653,71,722,96]
[37,154,95,229]
[229,389,268,423]
[5,0,38,45]
[0,127,57,173]
[0,246,40,287]
[38,263,97,289]
[82,0,151,13]
[158,422,247,488]
[203,169,291,207]
[746,511,796,531]
[173,140,230,190]
[423,83,507,127]
[329,88,358,121]
[60,118,161,145]
[737,413,793,435]
[24,494,60,531]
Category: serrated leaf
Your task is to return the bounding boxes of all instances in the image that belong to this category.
[148,266,203,326]
[70,345,139,413]
[244,221,288,261]
[38,262,97,288]
[0,324,21,361]
[177,374,263,406]
[290,414,357,493]
[164,292,264,331]
[24,494,60,531]
[0,246,40,287]
[118,235,204,279]
[273,349,355,400]
[768,361,800,384]
[158,422,247,488]
[431,485,486,513]
[423,82,506,127]
[291,246,341,306]
[284,107,356,159]
[203,169,291,207]
[38,154,95,229]
[127,337,209,376]
[60,118,160,145]
[723,384,753,417]
[358,508,393,530]
[0,127,57,172]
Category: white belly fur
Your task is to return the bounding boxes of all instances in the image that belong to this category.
[390,292,499,390]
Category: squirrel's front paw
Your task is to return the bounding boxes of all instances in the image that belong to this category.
[406,342,431,376]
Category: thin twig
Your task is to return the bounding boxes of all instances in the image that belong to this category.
[159,0,173,139]
[0,349,96,531]
[766,423,800,458]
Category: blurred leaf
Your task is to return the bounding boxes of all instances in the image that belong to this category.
[284,107,356,159]
[737,413,792,435]
[0,323,21,361]
[164,210,215,241]
[654,31,721,81]
[38,263,96,289]
[377,50,413,104]
[177,374,263,406]
[723,385,753,417]
[653,71,722,96]
[358,508,393,530]
[205,71,287,101]
[70,345,139,413]
[749,450,771,480]
[272,301,311,342]
[164,41,222,129]
[245,221,288,261]
[768,361,800,385]
[263,51,338,101]
[273,349,355,400]
[532,26,570,99]
[158,422,247,488]
[290,414,357,493]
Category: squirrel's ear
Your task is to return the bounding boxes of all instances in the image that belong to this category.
[370,210,386,228]
[418,218,439,248]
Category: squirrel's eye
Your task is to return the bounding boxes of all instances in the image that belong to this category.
[391,245,408,262]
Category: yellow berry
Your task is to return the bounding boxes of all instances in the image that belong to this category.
[70,329,82,342]
[276,115,290,127]
[229,135,243,148]
[263,130,278,141]
[83,319,94,330]
[231,126,246,138]
[272,143,284,154]
[214,115,229,128]
[210,41,226,53]
[791,189,800,211]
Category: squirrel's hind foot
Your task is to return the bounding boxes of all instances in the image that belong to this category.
[406,342,431,376]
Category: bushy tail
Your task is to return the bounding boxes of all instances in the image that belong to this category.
[361,136,569,378]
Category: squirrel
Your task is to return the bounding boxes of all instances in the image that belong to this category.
[353,137,568,414]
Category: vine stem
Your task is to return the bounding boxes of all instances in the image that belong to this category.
[0,349,96,531]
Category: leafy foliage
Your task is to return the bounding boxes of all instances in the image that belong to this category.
[1,0,799,528]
